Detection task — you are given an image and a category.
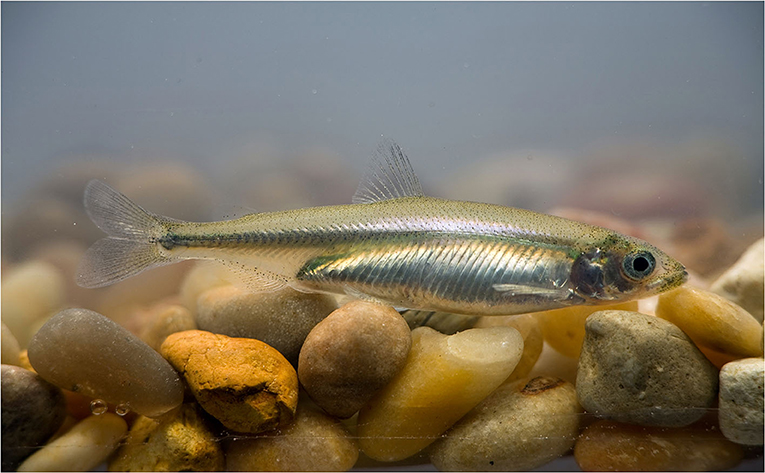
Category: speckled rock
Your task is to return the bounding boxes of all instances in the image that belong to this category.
[299,301,411,418]
[28,308,184,418]
[2,365,67,470]
[656,286,763,365]
[195,284,336,364]
[139,303,197,352]
[109,403,225,471]
[226,405,359,471]
[18,413,128,472]
[574,419,744,471]
[357,326,524,462]
[474,313,543,383]
[161,330,298,434]
[430,376,581,471]
[719,358,764,445]
[577,311,718,427]
[1,260,64,347]
[2,322,21,365]
[711,238,764,323]
[534,301,638,358]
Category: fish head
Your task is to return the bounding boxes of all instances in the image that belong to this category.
[570,235,688,303]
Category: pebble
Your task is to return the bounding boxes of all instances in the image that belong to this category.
[109,403,225,471]
[577,310,719,427]
[195,284,336,364]
[226,405,359,471]
[2,365,67,470]
[161,330,298,434]
[2,322,21,365]
[357,326,524,462]
[534,301,638,358]
[718,358,764,445]
[298,301,411,418]
[17,413,127,472]
[711,238,764,323]
[27,308,184,418]
[139,302,197,352]
[430,376,581,471]
[1,260,64,347]
[474,313,543,383]
[527,342,580,385]
[401,309,479,334]
[179,262,233,316]
[574,419,744,471]
[656,286,763,363]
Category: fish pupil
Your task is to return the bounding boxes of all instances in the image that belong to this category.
[632,256,650,273]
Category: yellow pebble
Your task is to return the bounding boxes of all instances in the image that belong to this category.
[535,301,638,358]
[656,286,763,360]
[475,313,543,383]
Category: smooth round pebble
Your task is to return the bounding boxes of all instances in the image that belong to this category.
[357,326,524,462]
[718,358,764,445]
[179,262,232,316]
[109,403,225,471]
[161,330,298,434]
[226,405,359,472]
[656,286,763,361]
[2,365,67,470]
[535,301,638,358]
[18,413,127,472]
[196,284,336,364]
[28,308,184,418]
[574,419,744,471]
[577,310,718,427]
[2,322,21,365]
[299,301,411,418]
[1,260,64,347]
[401,309,480,334]
[710,238,764,323]
[475,313,543,383]
[139,302,197,352]
[430,376,581,471]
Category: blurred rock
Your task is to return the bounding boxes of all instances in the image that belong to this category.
[139,302,197,352]
[711,238,764,323]
[670,218,748,279]
[1,323,21,366]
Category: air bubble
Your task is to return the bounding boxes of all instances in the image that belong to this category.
[90,399,108,415]
[115,403,131,416]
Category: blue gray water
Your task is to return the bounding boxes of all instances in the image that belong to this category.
[3,2,763,217]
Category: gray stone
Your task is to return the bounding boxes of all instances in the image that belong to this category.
[28,308,184,418]
[430,376,581,471]
[711,238,764,323]
[576,310,718,427]
[2,365,67,470]
[719,358,764,445]
[298,301,411,418]
[195,285,336,365]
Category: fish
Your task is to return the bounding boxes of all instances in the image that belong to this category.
[76,139,688,316]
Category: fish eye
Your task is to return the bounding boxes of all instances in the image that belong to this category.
[622,251,656,280]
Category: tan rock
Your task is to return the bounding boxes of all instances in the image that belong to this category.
[656,286,763,361]
[430,376,581,471]
[475,313,543,383]
[2,323,21,365]
[109,403,225,471]
[161,330,298,433]
[17,413,128,472]
[535,301,638,358]
[719,358,764,445]
[710,238,764,323]
[226,405,359,471]
[178,263,233,316]
[298,301,411,418]
[139,303,197,352]
[401,310,479,334]
[574,419,744,471]
[357,326,523,462]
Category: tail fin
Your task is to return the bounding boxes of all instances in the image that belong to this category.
[77,180,175,288]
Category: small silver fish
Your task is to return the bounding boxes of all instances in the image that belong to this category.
[77,139,687,315]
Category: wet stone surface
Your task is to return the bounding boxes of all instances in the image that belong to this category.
[27,308,185,418]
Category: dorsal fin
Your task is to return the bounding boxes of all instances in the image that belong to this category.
[352,138,424,204]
